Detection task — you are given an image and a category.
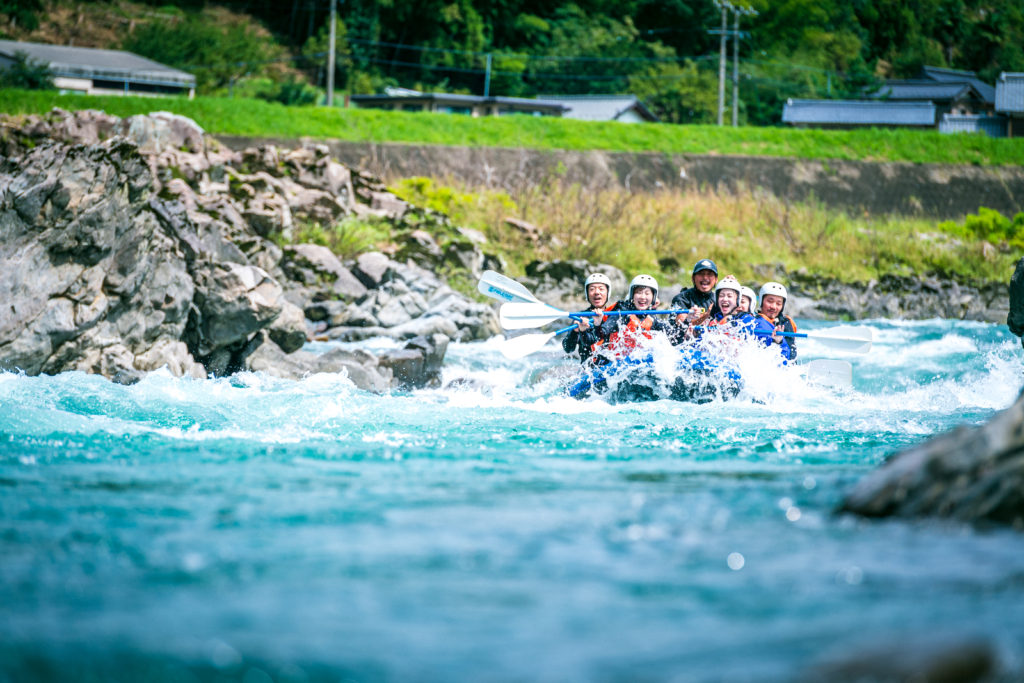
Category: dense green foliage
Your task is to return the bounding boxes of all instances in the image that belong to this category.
[110,0,1024,126]
[5,88,1024,166]
[0,50,52,89]
[940,207,1024,249]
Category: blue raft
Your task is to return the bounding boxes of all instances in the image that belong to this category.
[567,347,743,403]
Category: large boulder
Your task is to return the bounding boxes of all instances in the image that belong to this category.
[839,388,1024,528]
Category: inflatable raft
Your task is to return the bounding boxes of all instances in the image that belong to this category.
[567,347,743,404]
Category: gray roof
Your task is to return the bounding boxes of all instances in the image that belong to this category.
[783,99,936,126]
[536,95,659,122]
[920,65,996,104]
[870,80,979,103]
[0,39,195,87]
[996,72,1024,113]
[351,91,568,114]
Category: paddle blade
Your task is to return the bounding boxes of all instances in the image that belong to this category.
[809,326,873,354]
[499,302,569,330]
[804,359,853,387]
[478,271,540,304]
[498,331,559,359]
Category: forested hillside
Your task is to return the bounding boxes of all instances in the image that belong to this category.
[3,0,1023,126]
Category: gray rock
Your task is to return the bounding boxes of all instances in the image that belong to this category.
[282,244,367,300]
[378,334,449,390]
[189,261,283,356]
[801,635,997,683]
[839,388,1024,528]
[353,251,393,289]
[245,337,392,392]
[268,300,308,353]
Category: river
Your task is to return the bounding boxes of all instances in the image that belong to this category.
[1,319,1022,681]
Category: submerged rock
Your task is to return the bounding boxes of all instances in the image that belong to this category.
[839,388,1024,528]
[801,634,998,683]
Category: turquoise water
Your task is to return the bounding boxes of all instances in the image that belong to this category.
[1,319,1022,681]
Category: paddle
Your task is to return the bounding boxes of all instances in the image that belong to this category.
[499,301,691,329]
[774,326,874,354]
[498,324,577,360]
[477,270,542,304]
[804,359,853,387]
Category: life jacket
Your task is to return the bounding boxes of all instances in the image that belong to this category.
[755,312,795,360]
[591,303,664,360]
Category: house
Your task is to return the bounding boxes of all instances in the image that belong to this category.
[866,81,991,117]
[782,99,937,129]
[995,72,1024,138]
[918,65,996,106]
[536,95,659,123]
[0,40,195,98]
[350,88,568,118]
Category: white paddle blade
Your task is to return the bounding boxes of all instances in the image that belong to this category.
[498,332,558,359]
[804,359,853,387]
[809,326,873,354]
[499,302,569,330]
[478,271,540,304]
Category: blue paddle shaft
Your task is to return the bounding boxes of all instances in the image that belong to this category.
[569,309,692,318]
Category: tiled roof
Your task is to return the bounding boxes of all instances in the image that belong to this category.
[996,72,1024,113]
[782,99,936,126]
[0,39,195,87]
[870,81,976,103]
[920,66,996,104]
[536,95,659,122]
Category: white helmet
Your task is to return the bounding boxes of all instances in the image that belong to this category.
[628,274,659,302]
[740,285,757,309]
[758,282,788,310]
[714,275,741,295]
[584,272,612,297]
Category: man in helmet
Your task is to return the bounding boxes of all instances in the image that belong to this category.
[594,274,669,357]
[563,273,616,363]
[757,281,797,360]
[671,258,719,325]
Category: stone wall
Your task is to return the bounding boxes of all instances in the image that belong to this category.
[217,137,1024,220]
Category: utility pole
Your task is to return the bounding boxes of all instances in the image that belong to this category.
[484,53,492,97]
[732,9,739,126]
[717,1,728,126]
[326,0,336,106]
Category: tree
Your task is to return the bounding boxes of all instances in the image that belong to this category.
[0,50,53,90]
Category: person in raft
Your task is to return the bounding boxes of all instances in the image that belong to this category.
[562,273,616,363]
[707,276,756,327]
[756,281,798,361]
[738,286,757,315]
[593,274,669,358]
[672,258,718,325]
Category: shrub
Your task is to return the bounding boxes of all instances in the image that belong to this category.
[0,51,53,90]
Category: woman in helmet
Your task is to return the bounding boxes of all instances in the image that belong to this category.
[562,272,616,363]
[594,274,669,357]
[756,281,798,360]
[738,286,757,315]
[708,276,754,325]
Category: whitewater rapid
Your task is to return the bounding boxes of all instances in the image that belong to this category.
[1,318,1022,681]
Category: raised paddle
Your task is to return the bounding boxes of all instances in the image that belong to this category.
[498,325,577,360]
[498,302,691,329]
[477,270,542,304]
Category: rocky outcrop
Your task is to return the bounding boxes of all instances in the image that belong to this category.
[0,108,499,387]
[839,389,1024,529]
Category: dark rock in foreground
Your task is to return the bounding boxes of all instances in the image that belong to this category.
[801,635,998,683]
[839,389,1024,528]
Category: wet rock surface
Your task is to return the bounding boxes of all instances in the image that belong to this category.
[0,108,499,388]
[839,388,1024,528]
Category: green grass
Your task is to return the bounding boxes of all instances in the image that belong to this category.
[3,89,1024,166]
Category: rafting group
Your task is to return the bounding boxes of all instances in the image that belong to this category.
[561,258,798,368]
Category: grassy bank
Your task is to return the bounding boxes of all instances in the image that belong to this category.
[3,89,1024,166]
[391,177,1019,286]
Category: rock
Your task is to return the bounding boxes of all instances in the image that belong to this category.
[838,388,1024,528]
[378,334,449,390]
[267,300,308,353]
[353,251,393,289]
[189,261,283,357]
[134,340,207,379]
[282,244,367,300]
[801,635,997,683]
[245,336,392,392]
